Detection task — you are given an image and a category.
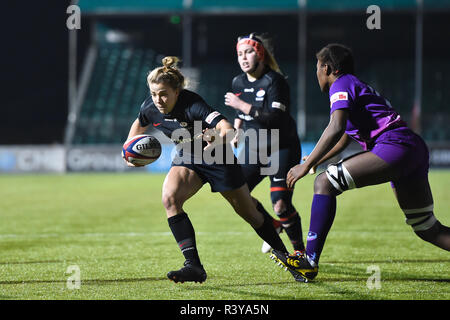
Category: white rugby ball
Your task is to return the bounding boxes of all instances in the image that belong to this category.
[122,135,161,166]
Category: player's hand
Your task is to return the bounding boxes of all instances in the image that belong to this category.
[202,128,217,142]
[286,163,310,189]
[231,131,240,148]
[121,150,143,167]
[302,155,317,175]
[224,92,242,110]
[202,128,218,151]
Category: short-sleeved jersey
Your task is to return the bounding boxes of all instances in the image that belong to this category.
[232,69,299,150]
[329,74,408,150]
[138,89,225,156]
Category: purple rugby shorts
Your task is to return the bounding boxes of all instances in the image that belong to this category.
[371,127,429,185]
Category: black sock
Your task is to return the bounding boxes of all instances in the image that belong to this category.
[253,212,287,253]
[255,199,278,228]
[168,212,201,266]
[277,207,305,251]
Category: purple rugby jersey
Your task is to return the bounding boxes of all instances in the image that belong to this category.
[329,74,407,150]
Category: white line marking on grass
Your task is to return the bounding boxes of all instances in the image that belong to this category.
[0,231,249,239]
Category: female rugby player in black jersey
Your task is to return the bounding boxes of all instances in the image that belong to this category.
[224,33,305,254]
[123,56,289,283]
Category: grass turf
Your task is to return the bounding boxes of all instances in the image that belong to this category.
[0,170,449,300]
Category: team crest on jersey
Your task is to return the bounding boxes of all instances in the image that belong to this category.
[255,89,265,101]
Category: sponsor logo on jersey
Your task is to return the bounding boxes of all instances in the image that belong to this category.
[272,102,286,112]
[153,122,161,126]
[205,111,221,124]
[307,231,317,241]
[238,114,254,121]
[330,91,348,107]
[244,88,254,92]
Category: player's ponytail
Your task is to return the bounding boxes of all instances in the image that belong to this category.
[265,51,283,75]
[161,56,180,71]
[257,33,283,75]
[147,56,186,90]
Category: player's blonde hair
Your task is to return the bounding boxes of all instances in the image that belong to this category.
[147,56,186,90]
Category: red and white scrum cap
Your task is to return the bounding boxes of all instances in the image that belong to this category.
[236,34,266,61]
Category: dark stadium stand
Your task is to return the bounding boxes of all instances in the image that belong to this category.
[72,44,158,144]
[69,1,450,145]
[71,43,450,145]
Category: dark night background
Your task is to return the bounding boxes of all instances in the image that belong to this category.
[1,2,449,145]
[1,2,69,145]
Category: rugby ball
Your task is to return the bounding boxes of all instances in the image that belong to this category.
[122,135,161,166]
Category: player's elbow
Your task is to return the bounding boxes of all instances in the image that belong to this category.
[326,118,346,141]
[256,110,284,128]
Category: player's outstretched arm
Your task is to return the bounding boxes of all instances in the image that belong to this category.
[231,118,243,148]
[287,110,348,188]
[304,133,351,174]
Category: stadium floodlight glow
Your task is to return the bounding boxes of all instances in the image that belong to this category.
[105,30,130,43]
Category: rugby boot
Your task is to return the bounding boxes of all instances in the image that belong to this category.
[270,249,308,282]
[285,250,318,282]
[167,260,207,283]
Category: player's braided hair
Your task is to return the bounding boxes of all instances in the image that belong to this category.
[316,44,354,75]
[147,56,186,90]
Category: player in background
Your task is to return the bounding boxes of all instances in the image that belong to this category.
[271,43,450,282]
[124,56,290,283]
[224,33,305,255]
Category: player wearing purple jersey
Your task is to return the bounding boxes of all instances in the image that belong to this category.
[271,44,450,282]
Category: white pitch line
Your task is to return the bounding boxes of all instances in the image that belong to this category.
[0,229,411,240]
[0,231,250,240]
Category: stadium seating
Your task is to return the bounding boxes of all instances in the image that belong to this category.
[71,43,450,145]
[72,44,158,144]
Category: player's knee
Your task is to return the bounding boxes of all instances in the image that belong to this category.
[323,161,356,194]
[162,193,181,211]
[273,199,287,214]
[314,172,340,196]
